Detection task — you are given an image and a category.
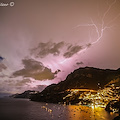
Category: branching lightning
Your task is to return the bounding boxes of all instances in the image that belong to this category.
[60,0,120,64]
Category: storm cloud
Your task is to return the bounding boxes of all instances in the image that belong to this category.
[0,56,4,61]
[0,63,7,72]
[76,61,84,65]
[31,41,64,58]
[63,45,82,58]
[13,59,56,80]
[31,41,83,59]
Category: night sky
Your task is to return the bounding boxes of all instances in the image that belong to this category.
[0,0,120,95]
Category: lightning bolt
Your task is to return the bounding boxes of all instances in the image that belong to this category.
[60,0,120,64]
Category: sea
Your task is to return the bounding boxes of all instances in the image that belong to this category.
[0,98,119,120]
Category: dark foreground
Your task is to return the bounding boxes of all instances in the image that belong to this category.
[0,98,119,120]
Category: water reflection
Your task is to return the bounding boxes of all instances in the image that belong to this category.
[0,98,119,120]
[67,105,118,120]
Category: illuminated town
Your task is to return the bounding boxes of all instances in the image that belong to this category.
[63,84,120,110]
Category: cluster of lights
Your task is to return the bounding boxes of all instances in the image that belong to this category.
[63,84,120,108]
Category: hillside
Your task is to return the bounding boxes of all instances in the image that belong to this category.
[30,67,120,103]
[10,90,39,99]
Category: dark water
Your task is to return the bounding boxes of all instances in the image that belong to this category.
[0,98,119,120]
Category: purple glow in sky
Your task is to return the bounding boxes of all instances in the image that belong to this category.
[0,0,120,95]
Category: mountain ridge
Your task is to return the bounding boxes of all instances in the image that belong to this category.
[30,67,120,103]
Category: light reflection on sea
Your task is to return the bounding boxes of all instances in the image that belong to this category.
[0,98,119,120]
[67,105,118,120]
